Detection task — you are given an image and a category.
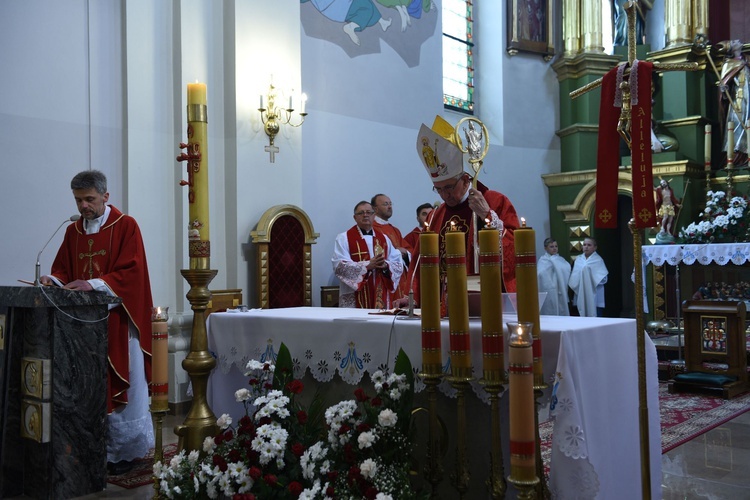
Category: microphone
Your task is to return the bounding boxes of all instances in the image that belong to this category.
[35,215,80,286]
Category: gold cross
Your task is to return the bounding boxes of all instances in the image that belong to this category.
[78,238,106,280]
[351,241,370,262]
[597,209,612,224]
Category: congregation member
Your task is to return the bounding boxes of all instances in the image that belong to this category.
[40,170,154,475]
[537,237,571,316]
[568,237,609,317]
[332,200,403,309]
[403,202,434,249]
[399,116,520,308]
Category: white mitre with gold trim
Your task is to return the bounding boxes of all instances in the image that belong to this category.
[416,116,464,182]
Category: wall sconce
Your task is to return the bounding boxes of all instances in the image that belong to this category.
[258,82,308,163]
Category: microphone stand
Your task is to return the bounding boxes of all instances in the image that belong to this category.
[398,252,421,321]
[35,216,79,286]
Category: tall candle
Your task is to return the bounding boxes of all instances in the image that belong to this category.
[507,322,537,483]
[479,227,503,382]
[187,82,210,269]
[420,231,442,376]
[727,121,735,169]
[514,223,544,387]
[704,124,711,172]
[446,229,471,378]
[151,307,170,412]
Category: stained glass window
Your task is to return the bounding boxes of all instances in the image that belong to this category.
[443,0,473,113]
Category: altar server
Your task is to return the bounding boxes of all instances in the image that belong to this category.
[569,237,609,317]
[538,237,572,316]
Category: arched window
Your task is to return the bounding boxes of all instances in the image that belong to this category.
[443,0,474,113]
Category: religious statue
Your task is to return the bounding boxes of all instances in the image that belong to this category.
[612,0,652,47]
[654,178,680,243]
[717,39,750,167]
[463,120,483,162]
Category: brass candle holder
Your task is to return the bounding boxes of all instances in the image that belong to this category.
[419,371,445,498]
[174,269,219,452]
[446,373,474,499]
[479,376,507,499]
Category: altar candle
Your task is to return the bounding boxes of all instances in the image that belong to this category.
[514,222,544,387]
[507,322,537,483]
[704,124,712,172]
[727,121,735,168]
[187,82,210,269]
[151,307,170,412]
[479,227,503,382]
[446,229,471,378]
[420,231,442,376]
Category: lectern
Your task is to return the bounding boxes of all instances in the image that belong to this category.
[0,286,118,499]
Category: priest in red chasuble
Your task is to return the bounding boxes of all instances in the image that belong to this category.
[400,116,519,308]
[41,169,154,473]
[371,193,412,302]
[332,201,404,308]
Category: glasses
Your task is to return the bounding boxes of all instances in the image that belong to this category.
[433,181,460,195]
[355,210,375,216]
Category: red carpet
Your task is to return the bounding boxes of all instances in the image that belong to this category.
[107,443,178,489]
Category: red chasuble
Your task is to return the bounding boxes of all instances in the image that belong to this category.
[372,220,410,300]
[346,226,394,309]
[49,205,153,413]
[407,182,519,306]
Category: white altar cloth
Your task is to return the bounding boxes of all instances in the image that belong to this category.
[642,242,750,266]
[207,307,661,499]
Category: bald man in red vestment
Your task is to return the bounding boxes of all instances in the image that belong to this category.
[41,169,154,475]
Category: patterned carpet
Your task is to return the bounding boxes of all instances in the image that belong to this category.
[107,443,178,489]
[109,385,750,489]
[537,383,750,476]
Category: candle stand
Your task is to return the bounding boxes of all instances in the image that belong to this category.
[508,476,540,500]
[479,376,507,499]
[533,386,549,499]
[420,373,445,498]
[151,408,168,498]
[447,374,474,499]
[174,269,219,452]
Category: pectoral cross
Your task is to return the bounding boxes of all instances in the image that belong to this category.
[568,4,698,499]
[351,242,370,262]
[78,238,106,280]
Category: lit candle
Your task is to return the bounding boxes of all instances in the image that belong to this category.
[507,322,537,483]
[479,227,503,382]
[727,121,735,168]
[514,221,543,387]
[150,306,170,412]
[446,229,471,377]
[704,124,712,172]
[420,231,442,376]
[186,82,210,269]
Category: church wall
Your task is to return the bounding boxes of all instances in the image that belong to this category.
[1,0,561,319]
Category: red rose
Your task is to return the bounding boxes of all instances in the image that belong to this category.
[354,387,369,402]
[286,379,304,394]
[297,410,308,425]
[288,481,304,497]
[264,474,278,486]
[291,442,305,457]
[326,486,336,496]
[371,396,383,407]
[212,454,228,472]
[249,466,262,480]
[365,486,379,499]
[228,449,242,463]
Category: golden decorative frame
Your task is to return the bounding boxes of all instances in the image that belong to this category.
[250,204,319,309]
[507,0,554,59]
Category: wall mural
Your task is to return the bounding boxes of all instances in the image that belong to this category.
[301,0,438,67]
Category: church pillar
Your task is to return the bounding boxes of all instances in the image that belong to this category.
[580,0,603,54]
[562,0,581,58]
[665,0,709,48]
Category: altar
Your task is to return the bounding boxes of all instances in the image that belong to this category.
[206,307,661,499]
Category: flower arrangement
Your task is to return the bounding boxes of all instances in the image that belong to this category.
[678,190,750,243]
[154,343,419,500]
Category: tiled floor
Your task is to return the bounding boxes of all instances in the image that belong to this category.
[81,408,750,499]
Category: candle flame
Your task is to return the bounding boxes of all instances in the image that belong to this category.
[423,221,429,231]
[521,217,526,227]
[450,220,456,231]
[517,326,522,336]
[156,306,162,315]
[485,218,490,225]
